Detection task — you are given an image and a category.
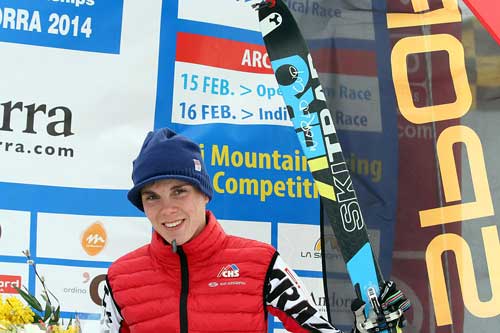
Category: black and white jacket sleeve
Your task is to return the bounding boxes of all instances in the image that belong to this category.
[265,253,343,333]
[100,278,126,333]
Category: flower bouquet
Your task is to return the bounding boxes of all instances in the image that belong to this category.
[0,251,81,333]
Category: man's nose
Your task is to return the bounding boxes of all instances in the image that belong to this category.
[159,198,178,214]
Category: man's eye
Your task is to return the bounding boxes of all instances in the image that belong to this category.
[143,194,157,201]
[174,188,187,195]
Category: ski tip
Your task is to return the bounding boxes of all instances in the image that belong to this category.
[252,0,276,11]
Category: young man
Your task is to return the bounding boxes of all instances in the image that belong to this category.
[100,128,409,333]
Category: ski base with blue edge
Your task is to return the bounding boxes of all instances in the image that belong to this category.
[255,1,395,332]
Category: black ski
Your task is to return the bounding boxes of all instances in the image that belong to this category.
[256,0,389,330]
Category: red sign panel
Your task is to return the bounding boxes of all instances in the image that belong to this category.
[0,275,22,294]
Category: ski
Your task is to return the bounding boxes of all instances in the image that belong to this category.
[255,0,391,330]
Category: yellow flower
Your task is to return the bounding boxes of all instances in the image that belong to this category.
[0,319,17,332]
[0,296,35,327]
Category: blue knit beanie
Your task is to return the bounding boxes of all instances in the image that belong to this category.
[127,128,213,211]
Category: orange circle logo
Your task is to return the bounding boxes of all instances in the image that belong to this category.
[81,221,107,256]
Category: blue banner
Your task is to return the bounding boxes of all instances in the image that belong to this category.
[0,0,123,53]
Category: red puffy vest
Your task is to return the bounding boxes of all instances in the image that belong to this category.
[107,211,276,332]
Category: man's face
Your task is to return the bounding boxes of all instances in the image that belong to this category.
[141,179,209,245]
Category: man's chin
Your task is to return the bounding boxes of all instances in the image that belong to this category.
[162,234,190,246]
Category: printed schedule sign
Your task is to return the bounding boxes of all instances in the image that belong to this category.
[172,33,289,126]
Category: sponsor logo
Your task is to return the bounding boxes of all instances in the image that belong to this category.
[81,221,107,256]
[269,13,281,26]
[310,292,328,313]
[0,100,76,159]
[208,281,246,288]
[89,274,107,306]
[314,239,321,252]
[301,238,322,259]
[217,264,240,278]
[308,235,343,262]
[0,100,74,137]
[0,275,22,294]
[63,286,87,294]
[305,290,355,314]
[193,159,202,171]
[61,272,93,296]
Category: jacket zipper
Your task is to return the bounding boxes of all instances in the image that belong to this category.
[178,246,189,333]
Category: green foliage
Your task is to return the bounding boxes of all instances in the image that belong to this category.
[12,286,42,312]
[13,285,60,327]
